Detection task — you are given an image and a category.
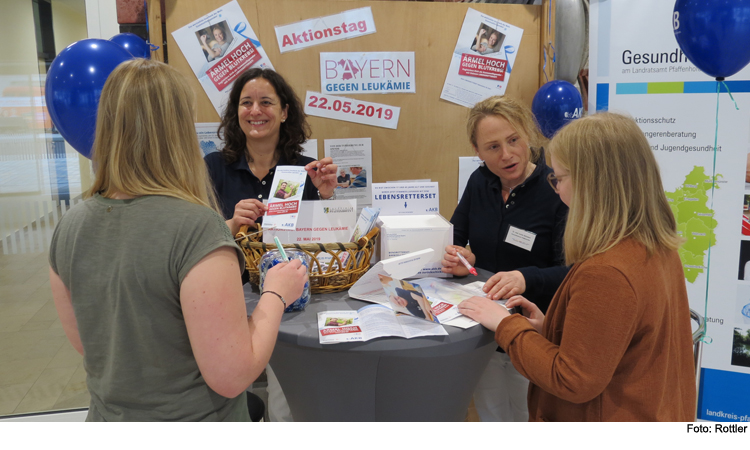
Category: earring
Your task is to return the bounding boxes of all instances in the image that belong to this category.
[478,160,485,167]
[281,119,286,123]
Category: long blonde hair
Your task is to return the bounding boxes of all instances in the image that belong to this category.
[548,112,683,265]
[87,58,218,211]
[466,95,546,163]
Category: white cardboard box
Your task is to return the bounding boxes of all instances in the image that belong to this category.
[377,214,452,278]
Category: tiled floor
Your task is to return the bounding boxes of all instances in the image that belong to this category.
[0,244,90,417]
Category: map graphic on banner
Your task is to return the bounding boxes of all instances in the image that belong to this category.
[590,0,750,422]
[666,166,721,283]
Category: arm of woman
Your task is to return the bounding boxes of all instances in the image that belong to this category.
[180,247,306,398]
[305,157,338,199]
[49,268,84,355]
[496,265,639,404]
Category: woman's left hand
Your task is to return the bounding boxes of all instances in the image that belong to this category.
[458,296,510,332]
[305,157,338,199]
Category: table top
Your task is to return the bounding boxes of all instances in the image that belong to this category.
[244,268,497,355]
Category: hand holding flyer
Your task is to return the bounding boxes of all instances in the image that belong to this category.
[263,166,308,230]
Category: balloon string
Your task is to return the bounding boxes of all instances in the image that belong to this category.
[721,81,740,110]
[699,82,722,345]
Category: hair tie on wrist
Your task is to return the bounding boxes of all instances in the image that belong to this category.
[262,290,286,308]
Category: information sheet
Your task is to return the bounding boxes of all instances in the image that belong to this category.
[325,138,373,212]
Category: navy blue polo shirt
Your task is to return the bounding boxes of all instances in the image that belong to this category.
[451,149,569,312]
[205,151,319,220]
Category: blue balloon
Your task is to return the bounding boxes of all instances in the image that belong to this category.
[110,32,151,59]
[531,80,583,139]
[673,0,750,79]
[45,39,134,158]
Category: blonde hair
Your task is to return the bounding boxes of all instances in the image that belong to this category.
[467,95,546,163]
[88,58,218,211]
[548,112,683,265]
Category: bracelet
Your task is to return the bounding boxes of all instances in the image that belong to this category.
[262,290,286,308]
[318,189,337,200]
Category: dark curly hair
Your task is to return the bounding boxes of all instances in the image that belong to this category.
[217,68,310,165]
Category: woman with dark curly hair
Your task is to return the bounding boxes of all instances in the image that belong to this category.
[205,68,338,235]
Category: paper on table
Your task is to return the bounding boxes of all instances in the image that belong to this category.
[348,248,434,304]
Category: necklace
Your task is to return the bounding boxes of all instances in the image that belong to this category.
[502,163,536,192]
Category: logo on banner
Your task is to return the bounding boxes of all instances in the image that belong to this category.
[458,53,507,81]
[206,39,262,90]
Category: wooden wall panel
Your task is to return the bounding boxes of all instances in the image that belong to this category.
[165,0,541,218]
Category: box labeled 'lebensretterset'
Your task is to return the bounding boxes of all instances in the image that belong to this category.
[377,214,452,278]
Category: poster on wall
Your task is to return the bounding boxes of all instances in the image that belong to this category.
[171,0,274,116]
[440,8,523,108]
[195,123,222,157]
[325,138,373,212]
[589,0,750,422]
[320,52,416,94]
[275,7,376,53]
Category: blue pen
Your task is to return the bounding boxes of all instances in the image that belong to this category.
[273,236,289,262]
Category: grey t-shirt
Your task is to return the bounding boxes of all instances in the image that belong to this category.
[49,194,248,421]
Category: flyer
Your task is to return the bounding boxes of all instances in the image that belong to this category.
[325,138,373,211]
[372,182,439,215]
[263,199,356,244]
[171,0,274,115]
[458,156,482,202]
[440,8,523,108]
[195,122,222,157]
[320,52,416,94]
[263,166,307,230]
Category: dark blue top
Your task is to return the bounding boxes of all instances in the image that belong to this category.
[451,149,569,313]
[205,151,319,220]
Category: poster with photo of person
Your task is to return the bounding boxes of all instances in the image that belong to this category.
[172,0,274,115]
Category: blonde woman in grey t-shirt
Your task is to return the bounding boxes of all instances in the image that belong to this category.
[48,59,307,421]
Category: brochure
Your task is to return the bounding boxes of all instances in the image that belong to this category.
[317,304,448,344]
[263,199,356,245]
[372,182,440,215]
[325,138,373,213]
[263,166,308,230]
[378,274,440,323]
[351,206,380,242]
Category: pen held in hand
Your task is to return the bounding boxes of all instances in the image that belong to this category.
[274,236,289,262]
[456,251,478,276]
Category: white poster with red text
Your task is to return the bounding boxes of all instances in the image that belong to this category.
[440,8,523,108]
[171,0,274,115]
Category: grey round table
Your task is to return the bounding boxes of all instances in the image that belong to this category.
[248,269,498,422]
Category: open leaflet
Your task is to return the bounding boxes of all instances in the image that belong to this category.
[317,304,448,344]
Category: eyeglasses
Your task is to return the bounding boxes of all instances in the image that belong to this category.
[547,172,569,192]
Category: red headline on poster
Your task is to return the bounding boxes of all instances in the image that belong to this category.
[267,200,300,215]
[321,326,362,336]
[431,302,453,315]
[458,53,507,81]
[206,39,261,90]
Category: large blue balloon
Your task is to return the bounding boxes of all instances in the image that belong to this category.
[673,0,750,79]
[110,33,151,59]
[532,80,583,139]
[45,39,133,158]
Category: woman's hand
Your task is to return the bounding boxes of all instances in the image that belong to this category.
[305,157,338,199]
[505,295,545,333]
[483,270,526,300]
[263,259,308,306]
[227,199,267,236]
[458,296,510,332]
[441,245,476,276]
[200,34,208,45]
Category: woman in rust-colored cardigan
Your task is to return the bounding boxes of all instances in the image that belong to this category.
[459,112,696,421]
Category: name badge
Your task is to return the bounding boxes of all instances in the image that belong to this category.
[505,226,536,252]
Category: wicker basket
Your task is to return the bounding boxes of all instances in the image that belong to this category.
[236,225,380,294]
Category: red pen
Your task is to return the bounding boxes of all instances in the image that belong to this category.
[456,251,478,276]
